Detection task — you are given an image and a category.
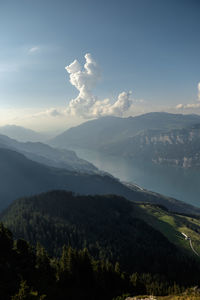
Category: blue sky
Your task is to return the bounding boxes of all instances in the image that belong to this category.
[0,0,200,131]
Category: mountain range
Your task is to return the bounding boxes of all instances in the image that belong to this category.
[0,146,200,214]
[50,112,200,169]
[1,113,200,299]
[50,112,200,149]
[0,125,48,142]
[98,124,200,168]
[0,133,98,173]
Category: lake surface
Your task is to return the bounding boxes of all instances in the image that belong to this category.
[73,147,200,208]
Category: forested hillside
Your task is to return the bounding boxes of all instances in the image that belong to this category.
[2,223,199,300]
[2,191,200,286]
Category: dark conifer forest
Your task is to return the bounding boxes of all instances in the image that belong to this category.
[1,191,200,299]
[0,222,198,300]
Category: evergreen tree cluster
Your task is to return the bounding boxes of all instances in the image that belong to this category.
[1,191,200,287]
[1,223,198,300]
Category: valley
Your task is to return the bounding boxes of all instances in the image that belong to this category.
[1,114,200,299]
[49,113,200,208]
[2,1,200,298]
[66,147,200,208]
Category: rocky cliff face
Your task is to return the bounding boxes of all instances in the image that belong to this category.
[131,126,200,168]
[102,125,200,169]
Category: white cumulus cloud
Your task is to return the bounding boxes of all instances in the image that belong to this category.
[176,103,200,109]
[65,53,133,118]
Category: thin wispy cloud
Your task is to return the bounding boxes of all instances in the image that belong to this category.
[31,108,65,118]
[65,53,134,118]
[28,46,40,54]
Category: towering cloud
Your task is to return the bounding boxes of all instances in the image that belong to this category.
[65,53,133,118]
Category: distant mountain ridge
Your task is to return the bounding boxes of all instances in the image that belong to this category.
[0,147,200,215]
[0,133,98,173]
[0,147,128,210]
[49,112,200,168]
[99,125,200,168]
[49,112,200,149]
[0,125,48,142]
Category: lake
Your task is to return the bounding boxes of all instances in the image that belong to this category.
[73,147,200,208]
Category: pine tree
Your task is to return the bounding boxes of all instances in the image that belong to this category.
[11,281,46,300]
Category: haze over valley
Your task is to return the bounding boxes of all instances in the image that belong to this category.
[50,112,200,207]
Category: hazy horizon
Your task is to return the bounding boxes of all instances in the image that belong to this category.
[1,0,200,131]
[1,110,200,134]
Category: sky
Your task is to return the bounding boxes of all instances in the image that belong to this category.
[0,0,200,132]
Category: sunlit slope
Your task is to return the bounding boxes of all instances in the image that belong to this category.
[133,203,200,257]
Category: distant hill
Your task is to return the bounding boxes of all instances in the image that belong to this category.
[0,133,98,173]
[49,112,200,149]
[0,125,48,142]
[0,147,131,210]
[0,147,200,214]
[2,190,200,283]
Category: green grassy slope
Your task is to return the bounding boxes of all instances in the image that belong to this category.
[133,203,200,257]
